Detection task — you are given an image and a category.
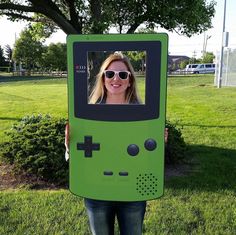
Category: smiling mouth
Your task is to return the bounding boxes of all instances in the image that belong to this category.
[111,84,121,88]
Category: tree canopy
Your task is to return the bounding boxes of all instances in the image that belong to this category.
[0,0,216,36]
[202,51,215,63]
[12,29,67,71]
[41,43,67,71]
[0,45,6,66]
[4,44,12,63]
[13,29,44,69]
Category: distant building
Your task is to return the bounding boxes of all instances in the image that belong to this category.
[168,55,190,72]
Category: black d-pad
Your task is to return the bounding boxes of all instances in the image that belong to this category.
[77,136,100,157]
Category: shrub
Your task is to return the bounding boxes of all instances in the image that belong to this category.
[0,115,186,186]
[0,114,68,185]
[165,120,187,164]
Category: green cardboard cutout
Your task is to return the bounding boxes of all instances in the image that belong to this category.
[67,34,168,201]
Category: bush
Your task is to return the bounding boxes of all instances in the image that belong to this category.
[165,120,187,164]
[0,115,186,186]
[0,114,68,185]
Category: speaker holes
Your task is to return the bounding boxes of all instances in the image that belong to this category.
[136,173,158,196]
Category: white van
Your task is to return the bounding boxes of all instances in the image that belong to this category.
[191,63,215,74]
[185,64,199,73]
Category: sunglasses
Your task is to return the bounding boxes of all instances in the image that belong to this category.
[104,70,130,80]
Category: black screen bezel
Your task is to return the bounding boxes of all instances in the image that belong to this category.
[73,41,161,121]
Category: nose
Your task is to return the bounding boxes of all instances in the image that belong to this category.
[113,73,119,80]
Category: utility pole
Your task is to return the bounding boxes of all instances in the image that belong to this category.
[192,50,197,63]
[13,32,17,74]
[205,35,211,55]
[202,32,211,58]
[217,0,227,88]
[202,32,206,57]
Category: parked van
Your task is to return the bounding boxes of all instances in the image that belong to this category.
[185,63,215,74]
[185,64,199,73]
[192,63,215,74]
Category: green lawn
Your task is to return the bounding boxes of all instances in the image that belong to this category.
[0,77,68,142]
[0,75,236,234]
[167,75,236,149]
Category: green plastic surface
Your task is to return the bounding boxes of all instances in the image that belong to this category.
[67,34,168,201]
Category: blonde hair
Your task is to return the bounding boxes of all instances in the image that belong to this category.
[89,53,141,104]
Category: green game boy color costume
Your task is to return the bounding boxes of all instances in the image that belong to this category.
[67,34,168,201]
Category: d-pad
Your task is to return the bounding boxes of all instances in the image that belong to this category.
[77,136,100,157]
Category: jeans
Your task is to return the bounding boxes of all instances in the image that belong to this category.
[84,198,146,235]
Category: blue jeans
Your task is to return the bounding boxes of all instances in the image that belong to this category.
[84,198,146,235]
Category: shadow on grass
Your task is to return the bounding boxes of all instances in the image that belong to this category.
[174,123,236,129]
[165,144,236,192]
[0,117,22,121]
[0,75,66,83]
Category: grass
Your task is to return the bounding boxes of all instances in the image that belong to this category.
[0,74,236,234]
[0,190,90,235]
[1,189,235,235]
[0,76,68,142]
[0,75,145,142]
[167,75,236,149]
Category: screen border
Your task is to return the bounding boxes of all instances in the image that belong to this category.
[73,41,162,121]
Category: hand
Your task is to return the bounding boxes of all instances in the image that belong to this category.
[65,123,69,161]
[165,128,168,144]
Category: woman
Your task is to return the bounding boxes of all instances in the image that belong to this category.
[86,53,146,235]
[65,53,168,234]
[89,52,142,105]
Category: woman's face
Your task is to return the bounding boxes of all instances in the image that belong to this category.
[104,61,131,97]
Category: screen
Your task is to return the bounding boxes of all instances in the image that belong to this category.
[87,51,146,105]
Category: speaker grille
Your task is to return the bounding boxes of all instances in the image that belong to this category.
[136,173,158,196]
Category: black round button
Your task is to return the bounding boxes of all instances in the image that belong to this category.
[127,144,139,156]
[144,139,157,151]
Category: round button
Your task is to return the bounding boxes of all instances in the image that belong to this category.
[144,139,157,151]
[127,144,139,156]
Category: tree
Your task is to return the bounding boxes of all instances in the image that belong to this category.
[4,44,13,68]
[12,28,44,70]
[41,43,67,71]
[189,57,201,64]
[0,45,6,66]
[28,19,58,42]
[126,51,146,72]
[201,51,215,63]
[0,0,216,36]
[179,60,189,70]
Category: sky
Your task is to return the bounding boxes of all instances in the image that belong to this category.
[0,0,235,58]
